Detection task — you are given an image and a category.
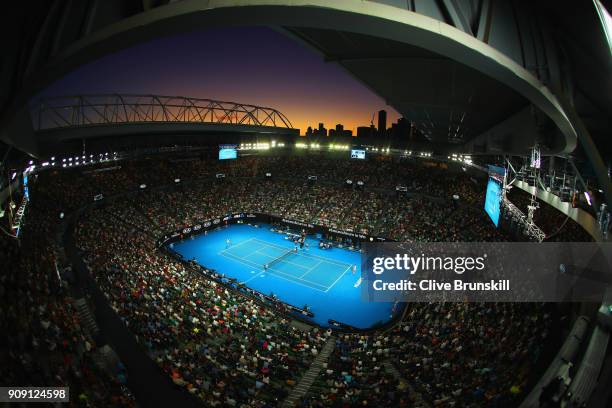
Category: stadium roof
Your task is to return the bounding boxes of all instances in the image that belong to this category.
[0,0,609,159]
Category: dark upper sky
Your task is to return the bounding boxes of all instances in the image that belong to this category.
[34,26,400,134]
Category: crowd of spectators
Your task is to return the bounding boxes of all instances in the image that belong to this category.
[302,333,410,407]
[388,302,551,406]
[75,205,329,406]
[3,152,588,407]
[33,153,588,242]
[299,302,555,407]
[0,181,136,406]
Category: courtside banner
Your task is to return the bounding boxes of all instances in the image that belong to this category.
[361,242,612,302]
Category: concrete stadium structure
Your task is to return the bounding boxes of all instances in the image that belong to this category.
[1,3,611,406]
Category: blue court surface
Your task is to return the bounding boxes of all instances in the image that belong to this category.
[170,223,395,329]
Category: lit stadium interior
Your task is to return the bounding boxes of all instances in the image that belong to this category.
[1,1,612,407]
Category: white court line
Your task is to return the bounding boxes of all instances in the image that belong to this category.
[217,237,258,256]
[251,238,352,267]
[219,251,262,269]
[261,239,350,285]
[242,269,266,284]
[279,257,312,270]
[324,264,352,293]
[300,260,322,278]
[218,238,351,292]
[267,265,329,290]
[263,267,328,292]
[219,250,329,291]
[252,249,276,260]
[251,248,322,283]
[250,242,349,290]
[251,249,311,273]
[267,255,346,291]
[251,247,315,274]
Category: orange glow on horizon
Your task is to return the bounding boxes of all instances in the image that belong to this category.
[35,27,405,137]
[273,103,402,135]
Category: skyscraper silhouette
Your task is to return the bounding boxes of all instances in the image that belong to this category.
[377,110,387,137]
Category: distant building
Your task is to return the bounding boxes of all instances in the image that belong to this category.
[330,123,352,137]
[389,117,410,139]
[357,126,375,138]
[308,121,353,138]
[377,110,387,136]
[313,122,327,137]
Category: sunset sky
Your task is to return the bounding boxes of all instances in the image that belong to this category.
[34,26,400,134]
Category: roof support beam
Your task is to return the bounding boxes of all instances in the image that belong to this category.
[441,0,474,36]
[0,0,579,155]
[476,0,492,42]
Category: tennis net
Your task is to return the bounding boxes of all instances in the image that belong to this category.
[266,248,295,268]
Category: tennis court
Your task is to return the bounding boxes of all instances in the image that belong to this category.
[219,238,351,292]
[170,223,395,328]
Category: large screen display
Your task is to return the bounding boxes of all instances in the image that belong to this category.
[484,178,502,227]
[219,145,238,160]
[488,165,506,182]
[23,174,29,200]
[350,149,366,159]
